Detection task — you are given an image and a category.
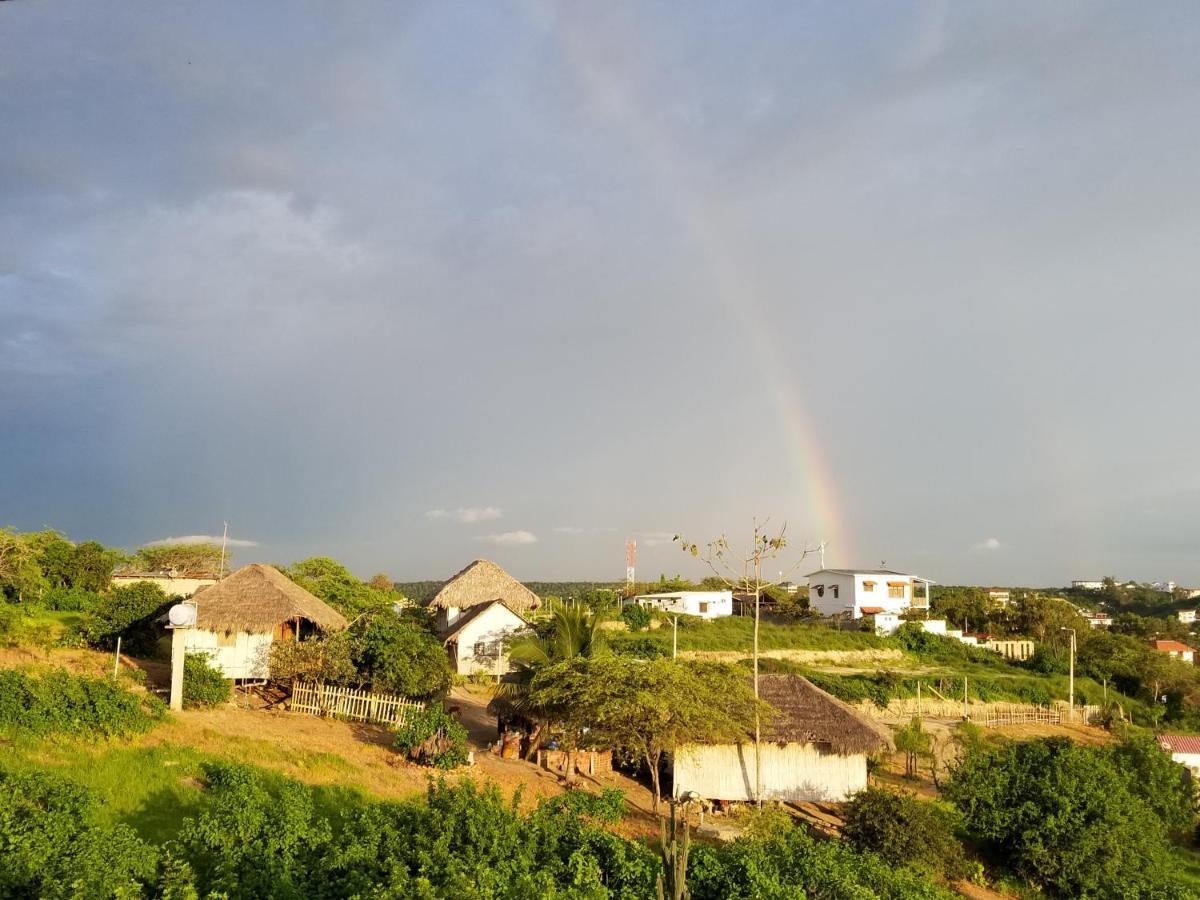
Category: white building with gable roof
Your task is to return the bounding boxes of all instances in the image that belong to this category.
[806,569,933,619]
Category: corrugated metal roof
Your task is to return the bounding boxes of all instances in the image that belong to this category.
[1160,735,1200,754]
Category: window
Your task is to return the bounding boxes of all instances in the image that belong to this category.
[831,585,839,599]
[698,602,709,614]
[862,581,876,592]
[473,641,488,658]
[887,582,906,599]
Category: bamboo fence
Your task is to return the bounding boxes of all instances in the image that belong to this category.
[858,697,1102,726]
[289,680,424,726]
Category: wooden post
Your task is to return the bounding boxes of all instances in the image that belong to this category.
[962,677,968,720]
[113,636,122,678]
[916,682,922,719]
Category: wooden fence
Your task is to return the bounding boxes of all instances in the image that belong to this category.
[289,680,424,726]
[858,698,1102,726]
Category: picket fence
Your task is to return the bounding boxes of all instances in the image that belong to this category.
[858,698,1102,727]
[289,680,424,726]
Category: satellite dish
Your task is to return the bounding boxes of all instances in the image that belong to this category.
[168,603,197,628]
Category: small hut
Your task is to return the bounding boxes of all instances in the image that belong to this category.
[425,560,539,674]
[169,563,348,683]
[673,674,893,803]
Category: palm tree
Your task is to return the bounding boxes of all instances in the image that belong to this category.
[492,601,607,768]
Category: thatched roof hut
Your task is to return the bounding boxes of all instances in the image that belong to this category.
[426,559,540,615]
[190,563,348,634]
[756,674,893,755]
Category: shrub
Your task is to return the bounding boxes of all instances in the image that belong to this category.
[41,585,101,612]
[1107,734,1198,841]
[183,652,231,708]
[268,632,357,685]
[0,767,157,897]
[0,668,165,737]
[394,704,469,768]
[945,737,1186,897]
[79,581,172,653]
[613,636,668,659]
[620,603,651,632]
[844,787,967,878]
[350,610,451,697]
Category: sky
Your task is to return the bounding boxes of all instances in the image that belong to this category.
[3,2,1200,586]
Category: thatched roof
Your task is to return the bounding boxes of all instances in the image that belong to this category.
[756,674,894,755]
[426,559,540,614]
[190,564,348,634]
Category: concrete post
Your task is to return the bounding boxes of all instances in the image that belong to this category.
[169,627,188,711]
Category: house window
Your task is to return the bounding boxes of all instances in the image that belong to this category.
[830,585,839,599]
[815,585,824,597]
[473,641,488,658]
[862,581,876,592]
[698,602,709,614]
[887,583,906,599]
[217,631,237,647]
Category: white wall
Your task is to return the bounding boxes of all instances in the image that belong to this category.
[1171,752,1200,775]
[674,742,868,802]
[807,573,914,618]
[806,572,855,617]
[632,592,732,619]
[451,604,530,675]
[180,628,273,679]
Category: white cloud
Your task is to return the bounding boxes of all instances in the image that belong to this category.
[972,537,1003,551]
[144,534,259,548]
[477,530,539,546]
[426,506,503,524]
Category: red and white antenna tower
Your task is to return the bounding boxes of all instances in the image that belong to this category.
[625,539,636,589]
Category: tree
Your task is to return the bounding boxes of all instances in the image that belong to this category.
[1107,735,1198,841]
[133,543,224,575]
[497,603,609,765]
[621,602,651,632]
[286,557,392,617]
[894,716,932,779]
[79,581,172,652]
[945,738,1183,897]
[367,573,395,593]
[70,540,125,592]
[677,520,817,805]
[843,788,967,878]
[0,528,46,601]
[349,610,451,697]
[530,657,763,809]
[268,632,358,685]
[26,530,75,590]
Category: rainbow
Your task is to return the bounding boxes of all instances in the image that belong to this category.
[529,9,852,563]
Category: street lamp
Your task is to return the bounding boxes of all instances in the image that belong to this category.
[1060,627,1076,721]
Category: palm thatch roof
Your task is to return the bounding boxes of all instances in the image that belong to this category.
[756,674,893,755]
[189,564,348,634]
[426,559,540,614]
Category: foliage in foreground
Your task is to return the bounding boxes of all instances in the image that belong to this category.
[0,667,165,738]
[393,704,470,769]
[0,760,956,899]
[182,652,231,708]
[945,737,1193,898]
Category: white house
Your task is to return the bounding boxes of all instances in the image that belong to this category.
[426,559,540,674]
[1072,580,1105,591]
[630,591,732,619]
[806,569,933,619]
[1178,609,1198,625]
[1152,640,1195,664]
[164,564,348,709]
[1159,736,1200,776]
[986,588,1011,608]
[440,600,532,676]
[673,675,893,803]
[1082,611,1114,629]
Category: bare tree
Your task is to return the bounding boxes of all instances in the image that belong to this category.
[676,519,819,806]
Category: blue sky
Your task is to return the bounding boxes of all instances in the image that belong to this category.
[3,2,1200,585]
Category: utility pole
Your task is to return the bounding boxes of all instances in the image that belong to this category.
[1061,627,1076,721]
[672,615,679,660]
[218,521,229,579]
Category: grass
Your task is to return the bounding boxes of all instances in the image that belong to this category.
[1171,847,1200,893]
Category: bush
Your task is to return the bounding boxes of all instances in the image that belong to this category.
[945,737,1186,897]
[0,668,165,737]
[620,603,651,632]
[0,767,157,897]
[844,787,968,878]
[350,610,451,697]
[394,704,469,768]
[613,636,668,659]
[183,652,231,708]
[41,585,101,612]
[268,632,357,685]
[79,581,172,653]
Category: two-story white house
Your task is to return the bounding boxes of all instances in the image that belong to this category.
[806,569,933,620]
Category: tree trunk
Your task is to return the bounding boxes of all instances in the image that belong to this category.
[648,751,661,812]
[523,722,544,760]
[564,746,579,785]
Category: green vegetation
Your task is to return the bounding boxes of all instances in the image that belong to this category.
[393,705,470,769]
[183,652,231,708]
[285,556,399,617]
[620,602,650,632]
[0,668,164,738]
[945,737,1195,898]
[128,542,223,575]
[608,615,886,654]
[843,787,968,880]
[78,580,173,654]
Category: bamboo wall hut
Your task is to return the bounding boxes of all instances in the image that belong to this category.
[173,563,348,680]
[426,559,540,632]
[673,674,894,803]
